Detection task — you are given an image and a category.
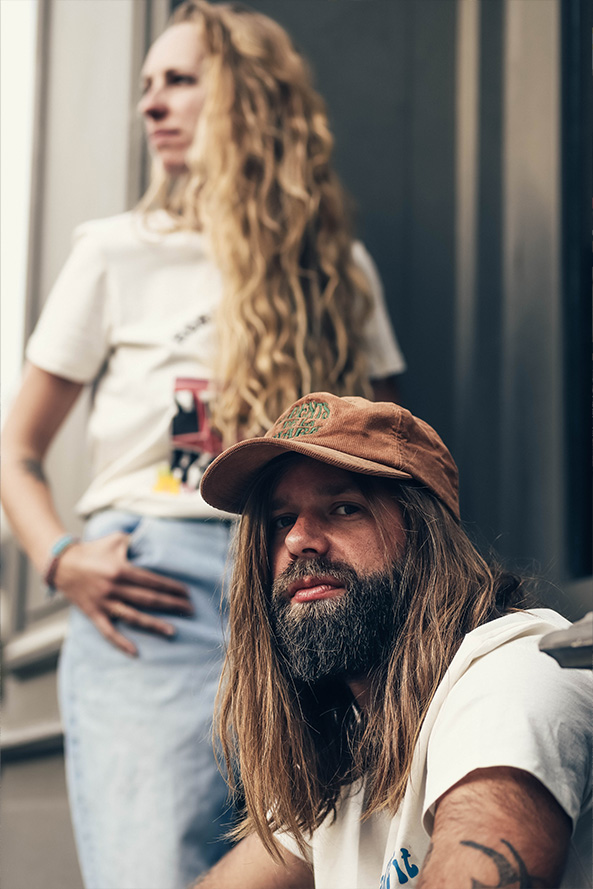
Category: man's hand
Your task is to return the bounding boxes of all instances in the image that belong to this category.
[55,533,194,657]
[192,832,314,889]
[417,766,571,888]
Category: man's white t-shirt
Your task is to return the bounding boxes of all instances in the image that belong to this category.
[276,609,592,888]
[26,211,406,519]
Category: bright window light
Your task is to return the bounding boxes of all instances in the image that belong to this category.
[1,0,38,417]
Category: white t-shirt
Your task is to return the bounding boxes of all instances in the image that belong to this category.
[276,609,592,889]
[26,211,406,519]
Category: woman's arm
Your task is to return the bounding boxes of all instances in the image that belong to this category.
[1,363,84,568]
[1,364,193,656]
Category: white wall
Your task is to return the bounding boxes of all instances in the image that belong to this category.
[0,0,38,419]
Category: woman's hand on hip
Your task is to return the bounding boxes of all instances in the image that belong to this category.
[54,532,194,656]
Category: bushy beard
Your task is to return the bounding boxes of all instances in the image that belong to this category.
[268,557,402,684]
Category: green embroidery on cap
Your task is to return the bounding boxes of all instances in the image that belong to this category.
[272,400,330,440]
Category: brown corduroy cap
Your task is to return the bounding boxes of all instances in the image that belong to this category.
[201,392,460,519]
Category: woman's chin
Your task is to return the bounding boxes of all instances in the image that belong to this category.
[155,151,189,176]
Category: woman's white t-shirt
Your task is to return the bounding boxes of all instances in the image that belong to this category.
[26,211,406,519]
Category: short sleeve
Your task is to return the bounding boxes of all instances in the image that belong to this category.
[26,225,113,383]
[352,241,406,379]
[423,633,593,832]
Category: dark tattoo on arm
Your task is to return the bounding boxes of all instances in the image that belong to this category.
[22,458,48,485]
[460,839,545,889]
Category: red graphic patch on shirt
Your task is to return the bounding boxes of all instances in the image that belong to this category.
[154,379,222,495]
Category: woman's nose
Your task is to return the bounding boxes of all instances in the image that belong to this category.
[138,87,167,120]
[284,514,330,559]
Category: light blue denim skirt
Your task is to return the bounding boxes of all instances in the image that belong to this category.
[58,510,235,889]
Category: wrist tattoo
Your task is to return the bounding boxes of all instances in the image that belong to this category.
[460,839,544,888]
[22,458,47,485]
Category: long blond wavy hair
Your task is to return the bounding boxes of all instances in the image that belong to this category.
[216,460,535,860]
[141,1,374,443]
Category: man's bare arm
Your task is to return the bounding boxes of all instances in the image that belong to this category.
[417,766,571,888]
[191,832,314,889]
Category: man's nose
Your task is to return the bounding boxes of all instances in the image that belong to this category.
[284,514,330,558]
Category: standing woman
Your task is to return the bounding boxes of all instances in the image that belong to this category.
[0,2,405,888]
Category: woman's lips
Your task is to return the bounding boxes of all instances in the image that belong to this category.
[288,576,346,603]
[150,129,182,144]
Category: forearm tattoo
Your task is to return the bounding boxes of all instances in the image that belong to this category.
[460,839,545,889]
[22,458,48,485]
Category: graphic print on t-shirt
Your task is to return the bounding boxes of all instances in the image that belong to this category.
[380,846,420,887]
[154,378,222,495]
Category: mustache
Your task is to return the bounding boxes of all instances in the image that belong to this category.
[271,557,362,600]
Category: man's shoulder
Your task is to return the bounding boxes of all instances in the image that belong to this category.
[423,609,592,835]
[424,608,593,748]
[458,608,570,663]
[447,608,592,710]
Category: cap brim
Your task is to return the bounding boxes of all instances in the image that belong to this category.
[200,437,413,514]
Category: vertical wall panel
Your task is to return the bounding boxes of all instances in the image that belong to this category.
[453,0,506,539]
[501,0,564,581]
[396,1,458,443]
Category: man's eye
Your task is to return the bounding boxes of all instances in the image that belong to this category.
[271,515,294,532]
[334,503,361,516]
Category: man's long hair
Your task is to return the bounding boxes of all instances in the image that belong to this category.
[216,461,535,859]
[140,0,373,444]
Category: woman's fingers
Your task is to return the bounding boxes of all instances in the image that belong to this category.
[90,596,182,658]
[107,600,177,639]
[111,584,194,614]
[118,562,191,599]
[93,611,138,657]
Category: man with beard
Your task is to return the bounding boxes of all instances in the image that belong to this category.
[195,393,591,889]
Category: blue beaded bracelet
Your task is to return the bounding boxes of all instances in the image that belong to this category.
[43,533,81,594]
